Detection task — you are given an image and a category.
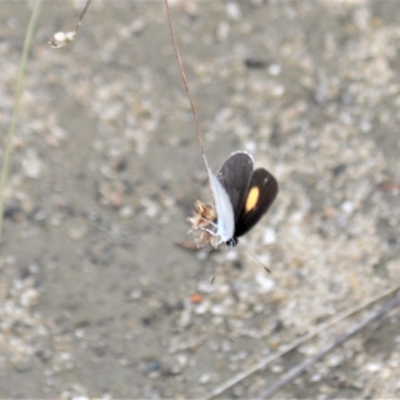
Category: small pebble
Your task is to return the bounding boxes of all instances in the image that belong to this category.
[268,63,281,76]
[341,201,354,214]
[263,228,277,245]
[226,3,242,20]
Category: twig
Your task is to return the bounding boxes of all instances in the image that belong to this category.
[0,0,44,243]
[206,284,400,399]
[253,290,400,399]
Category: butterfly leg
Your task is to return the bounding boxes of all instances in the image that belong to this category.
[199,226,217,236]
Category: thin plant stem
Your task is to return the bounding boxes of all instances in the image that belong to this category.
[74,0,92,34]
[0,0,43,243]
[164,0,213,179]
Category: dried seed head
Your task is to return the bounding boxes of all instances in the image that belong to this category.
[49,0,92,49]
[188,200,220,248]
[49,31,77,49]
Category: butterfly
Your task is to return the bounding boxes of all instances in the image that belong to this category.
[190,151,278,248]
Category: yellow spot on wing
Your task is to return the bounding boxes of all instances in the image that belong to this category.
[245,187,259,212]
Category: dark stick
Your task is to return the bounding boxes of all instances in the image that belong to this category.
[253,291,400,400]
[207,285,400,399]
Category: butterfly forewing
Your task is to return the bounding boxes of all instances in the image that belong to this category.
[234,168,278,238]
[216,151,254,223]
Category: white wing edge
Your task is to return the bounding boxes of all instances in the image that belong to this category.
[207,168,235,243]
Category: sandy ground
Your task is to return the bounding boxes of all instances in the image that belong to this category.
[1,0,400,398]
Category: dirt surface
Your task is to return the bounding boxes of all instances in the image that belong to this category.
[1,1,400,399]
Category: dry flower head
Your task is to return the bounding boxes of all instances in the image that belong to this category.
[188,200,221,248]
[48,0,92,49]
[49,31,77,49]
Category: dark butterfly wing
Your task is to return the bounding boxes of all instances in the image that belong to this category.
[216,151,254,223]
[234,168,278,238]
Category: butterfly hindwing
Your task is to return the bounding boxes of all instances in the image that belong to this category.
[234,168,278,238]
[216,151,254,223]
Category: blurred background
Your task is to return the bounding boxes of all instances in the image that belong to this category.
[1,0,399,398]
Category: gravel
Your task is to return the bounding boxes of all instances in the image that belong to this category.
[0,1,399,398]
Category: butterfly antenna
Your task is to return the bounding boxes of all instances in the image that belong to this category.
[164,1,208,168]
[239,242,271,273]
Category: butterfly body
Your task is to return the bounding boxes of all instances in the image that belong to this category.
[192,151,278,248]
